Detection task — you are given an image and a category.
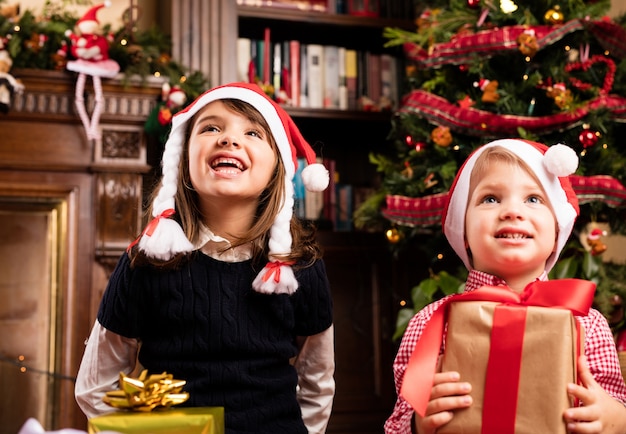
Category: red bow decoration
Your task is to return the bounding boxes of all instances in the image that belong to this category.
[126,208,176,252]
[401,279,595,420]
[261,260,295,283]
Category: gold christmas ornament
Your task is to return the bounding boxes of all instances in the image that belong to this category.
[431,126,453,147]
[103,370,189,412]
[544,5,564,25]
[386,228,401,244]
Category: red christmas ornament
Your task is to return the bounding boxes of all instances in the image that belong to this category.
[467,0,480,8]
[405,135,414,147]
[415,141,426,152]
[578,129,599,148]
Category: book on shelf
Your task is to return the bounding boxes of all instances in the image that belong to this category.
[366,52,382,106]
[300,44,309,108]
[236,0,328,12]
[294,157,306,219]
[335,183,353,232]
[237,38,252,83]
[306,44,324,109]
[345,49,358,110]
[289,40,301,107]
[323,45,340,109]
[338,46,348,110]
[304,156,325,221]
[281,40,291,101]
[235,31,403,112]
[322,158,337,225]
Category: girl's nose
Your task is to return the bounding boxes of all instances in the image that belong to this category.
[218,133,240,148]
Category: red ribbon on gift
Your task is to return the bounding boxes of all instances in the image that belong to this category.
[400,279,595,432]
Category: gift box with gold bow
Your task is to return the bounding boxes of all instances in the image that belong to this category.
[87,371,224,434]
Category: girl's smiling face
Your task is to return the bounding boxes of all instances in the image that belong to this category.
[187,100,277,205]
[464,162,557,284]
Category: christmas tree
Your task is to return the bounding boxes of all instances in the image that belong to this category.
[354,0,626,343]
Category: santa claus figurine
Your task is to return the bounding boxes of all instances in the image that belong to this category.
[587,227,608,256]
[0,41,24,113]
[65,1,119,142]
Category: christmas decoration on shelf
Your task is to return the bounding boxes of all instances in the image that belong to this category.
[63,2,120,141]
[354,0,626,339]
[0,0,209,119]
[0,37,24,112]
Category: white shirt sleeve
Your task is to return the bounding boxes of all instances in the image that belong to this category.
[294,325,336,434]
[74,320,139,418]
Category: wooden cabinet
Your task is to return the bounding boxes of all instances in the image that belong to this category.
[0,69,161,431]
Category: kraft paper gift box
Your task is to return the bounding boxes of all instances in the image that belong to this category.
[439,301,582,434]
[88,407,224,434]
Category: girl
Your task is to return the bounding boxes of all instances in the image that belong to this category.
[75,82,335,434]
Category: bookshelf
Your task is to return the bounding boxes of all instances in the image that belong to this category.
[208,3,420,433]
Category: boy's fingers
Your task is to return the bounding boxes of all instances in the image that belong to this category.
[576,355,597,389]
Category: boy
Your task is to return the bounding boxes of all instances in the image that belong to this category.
[385,139,626,434]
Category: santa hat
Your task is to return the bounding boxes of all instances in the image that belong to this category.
[167,86,187,107]
[137,82,329,294]
[77,2,110,29]
[442,138,579,273]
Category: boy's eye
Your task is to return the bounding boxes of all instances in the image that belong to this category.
[527,195,542,204]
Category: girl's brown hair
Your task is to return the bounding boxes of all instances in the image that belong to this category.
[132,99,321,268]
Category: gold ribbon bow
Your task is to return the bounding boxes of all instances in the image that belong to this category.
[103,370,189,412]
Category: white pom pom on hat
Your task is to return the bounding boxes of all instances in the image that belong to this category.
[441,138,579,274]
[132,82,329,294]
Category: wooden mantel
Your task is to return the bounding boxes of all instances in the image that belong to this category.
[0,68,162,431]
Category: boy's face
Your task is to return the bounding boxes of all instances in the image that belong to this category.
[464,162,557,282]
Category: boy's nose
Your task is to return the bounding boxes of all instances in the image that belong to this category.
[500,201,523,219]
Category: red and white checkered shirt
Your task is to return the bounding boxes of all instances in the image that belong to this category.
[384,269,626,434]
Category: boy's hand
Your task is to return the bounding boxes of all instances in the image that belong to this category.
[564,355,626,434]
[414,370,472,434]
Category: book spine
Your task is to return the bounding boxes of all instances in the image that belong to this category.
[236,38,252,83]
[300,44,308,108]
[306,44,324,109]
[345,49,358,110]
[335,183,353,231]
[293,157,306,219]
[289,40,300,107]
[338,46,348,110]
[273,42,281,99]
[263,27,271,84]
[323,45,340,109]
[367,52,381,106]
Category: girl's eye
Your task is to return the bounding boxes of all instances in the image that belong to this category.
[246,129,262,138]
[200,124,219,133]
[481,195,498,204]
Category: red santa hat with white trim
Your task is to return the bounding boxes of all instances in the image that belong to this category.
[136,82,329,294]
[77,2,110,33]
[442,138,579,273]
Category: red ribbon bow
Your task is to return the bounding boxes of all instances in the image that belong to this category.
[126,208,176,251]
[261,260,295,283]
[400,279,595,422]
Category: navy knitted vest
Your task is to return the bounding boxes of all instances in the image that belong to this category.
[98,252,333,434]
